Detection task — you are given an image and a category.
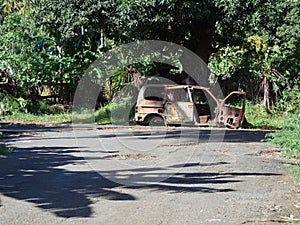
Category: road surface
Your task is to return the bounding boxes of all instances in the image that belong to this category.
[0,123,299,224]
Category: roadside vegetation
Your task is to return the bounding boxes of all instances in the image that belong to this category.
[0,94,71,123]
[244,102,287,130]
[0,1,299,179]
[94,102,133,125]
[264,88,300,183]
[2,112,71,123]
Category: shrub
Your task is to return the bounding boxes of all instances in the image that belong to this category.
[95,99,135,125]
[0,93,29,114]
[277,85,300,114]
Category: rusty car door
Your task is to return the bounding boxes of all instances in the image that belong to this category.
[164,86,196,124]
[215,91,246,129]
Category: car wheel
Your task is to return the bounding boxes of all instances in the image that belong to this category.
[148,116,165,126]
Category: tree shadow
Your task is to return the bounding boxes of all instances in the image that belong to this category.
[0,124,279,219]
[98,166,281,194]
[96,128,271,143]
[0,145,134,218]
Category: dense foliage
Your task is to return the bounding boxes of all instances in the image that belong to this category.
[0,0,299,181]
[209,0,299,109]
[0,0,299,114]
[0,0,299,176]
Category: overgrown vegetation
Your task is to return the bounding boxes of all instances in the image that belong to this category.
[265,115,300,157]
[2,112,71,123]
[1,0,299,107]
[0,92,71,123]
[264,88,300,182]
[244,101,286,129]
[95,99,135,125]
[0,1,299,179]
[268,88,299,154]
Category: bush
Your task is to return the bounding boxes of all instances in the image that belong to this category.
[277,85,300,114]
[0,92,71,116]
[95,99,135,125]
[0,93,29,114]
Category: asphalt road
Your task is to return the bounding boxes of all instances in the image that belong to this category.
[0,123,299,224]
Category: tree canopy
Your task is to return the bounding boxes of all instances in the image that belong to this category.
[0,0,299,112]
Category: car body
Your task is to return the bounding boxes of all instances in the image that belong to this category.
[134,84,246,129]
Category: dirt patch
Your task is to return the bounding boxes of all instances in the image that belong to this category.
[255,147,300,165]
[104,153,158,160]
[0,121,69,129]
[255,147,282,157]
[1,132,43,138]
[0,122,71,138]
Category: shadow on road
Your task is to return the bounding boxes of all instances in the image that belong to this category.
[96,128,271,143]
[0,145,136,218]
[0,124,279,218]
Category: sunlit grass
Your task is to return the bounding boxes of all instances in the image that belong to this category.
[2,112,72,123]
[244,101,287,129]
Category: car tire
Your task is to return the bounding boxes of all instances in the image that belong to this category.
[148,116,165,126]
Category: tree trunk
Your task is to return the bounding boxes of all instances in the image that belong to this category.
[185,20,215,64]
[178,20,215,88]
[262,76,272,113]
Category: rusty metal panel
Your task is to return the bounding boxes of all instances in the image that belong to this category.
[177,102,195,123]
[199,115,210,123]
[164,102,182,124]
[216,106,244,129]
[216,91,246,129]
[135,84,246,129]
[165,102,195,124]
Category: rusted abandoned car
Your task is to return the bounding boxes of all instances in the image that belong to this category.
[134,84,246,129]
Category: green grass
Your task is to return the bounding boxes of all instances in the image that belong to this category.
[1,102,132,125]
[244,101,286,129]
[95,101,135,125]
[244,102,300,183]
[265,114,300,183]
[266,114,300,158]
[285,164,300,185]
[95,104,113,124]
[0,131,13,157]
[292,165,300,184]
[1,112,72,123]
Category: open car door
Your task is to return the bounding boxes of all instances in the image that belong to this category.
[164,86,195,124]
[215,91,246,129]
